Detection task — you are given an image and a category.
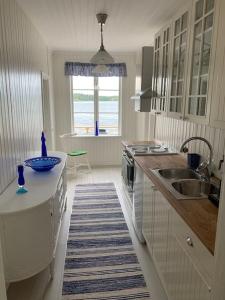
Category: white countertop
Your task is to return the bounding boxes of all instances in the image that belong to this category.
[0,152,67,215]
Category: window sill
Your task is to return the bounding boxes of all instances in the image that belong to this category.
[72,135,122,138]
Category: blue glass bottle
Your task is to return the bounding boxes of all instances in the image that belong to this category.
[41,131,48,157]
[95,120,99,136]
[16,165,28,194]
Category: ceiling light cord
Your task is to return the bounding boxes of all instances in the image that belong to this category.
[100,22,104,50]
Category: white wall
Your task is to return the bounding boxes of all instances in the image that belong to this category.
[0,0,49,194]
[0,0,49,296]
[46,50,56,150]
[136,113,156,141]
[52,51,137,165]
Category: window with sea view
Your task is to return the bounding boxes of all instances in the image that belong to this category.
[72,76,121,136]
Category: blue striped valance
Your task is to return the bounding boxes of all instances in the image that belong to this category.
[65,62,127,77]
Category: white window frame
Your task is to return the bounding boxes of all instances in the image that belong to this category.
[70,76,122,136]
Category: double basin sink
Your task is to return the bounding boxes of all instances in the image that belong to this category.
[152,168,210,199]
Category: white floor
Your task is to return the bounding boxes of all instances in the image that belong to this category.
[7,167,167,300]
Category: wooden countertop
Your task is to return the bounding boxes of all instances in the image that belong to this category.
[123,140,218,255]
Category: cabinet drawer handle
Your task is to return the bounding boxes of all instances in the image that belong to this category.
[186,236,193,247]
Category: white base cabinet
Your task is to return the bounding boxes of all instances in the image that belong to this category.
[143,174,155,253]
[166,209,211,300]
[142,173,212,300]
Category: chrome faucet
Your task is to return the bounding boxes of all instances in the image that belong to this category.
[180,136,213,181]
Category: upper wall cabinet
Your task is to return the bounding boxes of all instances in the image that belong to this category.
[160,27,170,113]
[152,0,220,124]
[168,8,191,119]
[151,33,161,113]
[185,0,217,123]
[209,0,225,128]
[151,25,171,115]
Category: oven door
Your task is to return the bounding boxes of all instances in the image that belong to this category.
[121,152,134,192]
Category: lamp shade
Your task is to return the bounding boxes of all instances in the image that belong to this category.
[90,47,115,64]
[92,64,109,74]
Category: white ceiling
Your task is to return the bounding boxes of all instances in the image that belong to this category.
[17,0,188,52]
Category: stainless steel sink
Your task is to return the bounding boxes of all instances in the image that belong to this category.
[151,168,210,199]
[158,168,200,180]
[172,180,210,198]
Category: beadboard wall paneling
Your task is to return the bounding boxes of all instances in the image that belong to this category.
[155,115,225,173]
[52,51,137,165]
[60,136,123,166]
[0,0,48,194]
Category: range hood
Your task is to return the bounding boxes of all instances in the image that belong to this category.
[130,87,156,101]
[131,47,154,112]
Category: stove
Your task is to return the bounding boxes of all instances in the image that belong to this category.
[126,144,178,156]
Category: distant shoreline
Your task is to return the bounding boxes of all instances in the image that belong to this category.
[73,95,118,102]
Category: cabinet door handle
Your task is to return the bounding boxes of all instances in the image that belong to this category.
[186,236,193,247]
[151,186,158,191]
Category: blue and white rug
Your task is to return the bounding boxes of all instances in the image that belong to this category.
[62,182,150,300]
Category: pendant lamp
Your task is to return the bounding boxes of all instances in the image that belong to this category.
[90,13,114,68]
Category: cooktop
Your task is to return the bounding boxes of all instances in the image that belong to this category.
[126,144,178,156]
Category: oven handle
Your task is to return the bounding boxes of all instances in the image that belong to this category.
[122,152,133,166]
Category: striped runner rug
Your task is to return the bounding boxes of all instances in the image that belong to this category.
[62,182,150,300]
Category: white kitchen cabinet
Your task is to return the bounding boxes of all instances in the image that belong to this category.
[143,174,170,286]
[142,173,213,300]
[151,25,171,115]
[168,5,192,119]
[209,0,225,128]
[165,209,211,300]
[133,162,145,242]
[173,209,214,285]
[152,189,170,283]
[142,174,155,253]
[151,33,161,114]
[0,152,67,283]
[153,0,221,124]
[185,0,218,124]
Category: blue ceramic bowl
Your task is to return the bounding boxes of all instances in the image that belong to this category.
[24,156,61,172]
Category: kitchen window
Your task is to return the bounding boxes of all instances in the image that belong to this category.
[71,76,121,136]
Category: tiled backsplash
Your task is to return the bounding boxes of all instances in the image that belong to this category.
[155,115,225,177]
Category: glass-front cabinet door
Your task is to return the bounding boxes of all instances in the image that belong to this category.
[160,27,170,113]
[186,0,215,121]
[168,11,189,118]
[151,26,170,115]
[151,34,161,112]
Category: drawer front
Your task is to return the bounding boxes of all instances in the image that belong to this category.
[166,231,211,300]
[171,209,214,287]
